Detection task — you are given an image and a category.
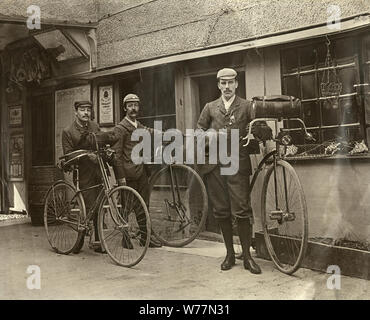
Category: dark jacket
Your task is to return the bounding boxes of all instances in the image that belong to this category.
[62,120,101,154]
[112,118,153,180]
[61,120,101,187]
[196,95,253,176]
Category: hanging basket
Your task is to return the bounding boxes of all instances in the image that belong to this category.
[320,81,342,98]
[320,37,342,98]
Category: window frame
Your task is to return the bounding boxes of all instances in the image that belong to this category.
[280,32,367,158]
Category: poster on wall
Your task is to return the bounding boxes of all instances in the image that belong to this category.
[98,85,114,126]
[9,133,24,181]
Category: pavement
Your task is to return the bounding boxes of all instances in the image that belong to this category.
[0,222,369,300]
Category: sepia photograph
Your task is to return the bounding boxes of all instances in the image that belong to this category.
[0,0,369,308]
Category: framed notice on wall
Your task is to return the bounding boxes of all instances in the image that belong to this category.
[9,133,24,181]
[98,85,115,126]
[9,105,23,127]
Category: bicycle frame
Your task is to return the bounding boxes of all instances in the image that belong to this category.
[60,134,124,232]
[244,117,311,216]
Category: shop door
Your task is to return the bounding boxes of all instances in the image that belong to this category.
[28,92,61,225]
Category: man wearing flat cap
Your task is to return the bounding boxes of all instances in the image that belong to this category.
[111,93,162,248]
[62,100,106,253]
[197,68,271,274]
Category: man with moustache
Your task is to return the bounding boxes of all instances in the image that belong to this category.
[197,68,272,274]
[62,101,106,253]
[112,93,162,248]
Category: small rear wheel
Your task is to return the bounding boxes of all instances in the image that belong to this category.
[261,160,308,274]
[98,186,151,267]
[44,181,86,254]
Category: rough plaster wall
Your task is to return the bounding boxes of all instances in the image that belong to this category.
[97,0,370,68]
[295,161,370,243]
[0,0,98,24]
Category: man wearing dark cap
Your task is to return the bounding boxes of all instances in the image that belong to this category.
[62,100,105,253]
[197,68,271,274]
[112,93,162,248]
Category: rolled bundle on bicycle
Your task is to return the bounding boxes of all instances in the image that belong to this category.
[251,95,301,119]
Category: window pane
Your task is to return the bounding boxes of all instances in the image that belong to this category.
[282,48,298,73]
[315,42,327,68]
[283,76,300,98]
[290,130,304,145]
[300,46,316,70]
[321,99,340,126]
[283,119,300,129]
[365,37,370,62]
[347,126,363,142]
[338,67,357,94]
[34,30,83,61]
[323,127,342,142]
[340,97,359,124]
[301,74,316,99]
[302,101,320,127]
[334,37,355,62]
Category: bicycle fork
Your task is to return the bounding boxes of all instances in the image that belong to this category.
[269,157,295,224]
[163,166,192,232]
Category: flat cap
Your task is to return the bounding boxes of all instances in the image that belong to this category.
[74,100,92,109]
[217,68,237,80]
[123,93,140,104]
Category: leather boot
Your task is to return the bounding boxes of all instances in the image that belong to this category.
[218,218,235,271]
[237,218,261,274]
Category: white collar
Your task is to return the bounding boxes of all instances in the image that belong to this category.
[125,116,138,128]
[222,95,236,111]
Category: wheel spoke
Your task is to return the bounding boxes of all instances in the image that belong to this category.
[99,186,151,267]
[148,164,208,247]
[44,182,84,255]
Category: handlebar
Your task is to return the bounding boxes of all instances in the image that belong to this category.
[242,117,315,147]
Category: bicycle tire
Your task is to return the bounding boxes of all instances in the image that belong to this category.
[261,160,308,274]
[148,164,208,247]
[98,185,151,267]
[44,180,86,255]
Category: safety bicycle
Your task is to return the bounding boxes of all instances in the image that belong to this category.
[239,95,314,275]
[43,133,151,267]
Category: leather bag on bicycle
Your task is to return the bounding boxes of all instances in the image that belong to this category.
[251,95,302,119]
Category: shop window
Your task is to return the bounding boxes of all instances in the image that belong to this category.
[31,94,54,166]
[281,35,365,157]
[119,65,176,130]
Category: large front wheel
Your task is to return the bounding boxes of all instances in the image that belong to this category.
[261,160,308,274]
[148,164,208,247]
[98,186,151,267]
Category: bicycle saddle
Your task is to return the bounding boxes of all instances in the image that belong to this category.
[59,150,90,169]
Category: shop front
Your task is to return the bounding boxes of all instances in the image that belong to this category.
[0,20,97,225]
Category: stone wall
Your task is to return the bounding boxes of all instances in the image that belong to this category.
[0,0,98,24]
[96,0,370,68]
